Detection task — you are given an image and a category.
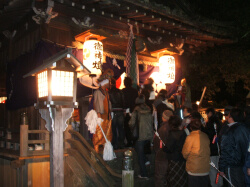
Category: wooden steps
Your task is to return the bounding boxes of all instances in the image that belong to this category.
[65,129,156,186]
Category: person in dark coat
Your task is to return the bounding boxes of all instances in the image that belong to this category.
[218,106,233,147]
[153,89,173,129]
[243,135,250,186]
[122,77,138,147]
[109,78,125,149]
[163,115,188,187]
[129,94,154,179]
[203,107,223,187]
[169,85,185,116]
[219,108,250,187]
[153,110,173,187]
[141,77,155,112]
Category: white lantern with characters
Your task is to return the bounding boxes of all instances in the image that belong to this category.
[159,55,175,84]
[80,38,104,88]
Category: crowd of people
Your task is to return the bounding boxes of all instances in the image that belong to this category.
[89,72,250,187]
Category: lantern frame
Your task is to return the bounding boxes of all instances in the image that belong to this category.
[24,48,90,109]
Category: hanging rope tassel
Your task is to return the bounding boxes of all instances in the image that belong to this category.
[85,109,116,161]
[97,120,116,161]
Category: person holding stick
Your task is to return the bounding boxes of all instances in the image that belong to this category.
[163,115,188,187]
[153,110,173,186]
[203,107,223,187]
[92,71,113,153]
[219,108,250,187]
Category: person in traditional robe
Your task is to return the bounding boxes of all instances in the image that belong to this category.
[181,78,192,109]
[92,72,113,153]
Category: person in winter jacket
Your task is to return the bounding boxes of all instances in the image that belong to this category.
[219,108,250,187]
[163,115,188,187]
[153,89,173,129]
[141,78,155,112]
[203,107,223,187]
[109,78,125,150]
[243,138,250,186]
[129,94,154,179]
[182,119,211,187]
[153,109,173,186]
[122,76,138,147]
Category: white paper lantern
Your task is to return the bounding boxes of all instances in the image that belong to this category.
[81,39,104,88]
[159,55,175,84]
[83,39,103,75]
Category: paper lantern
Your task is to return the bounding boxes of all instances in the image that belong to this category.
[83,39,103,75]
[159,55,175,84]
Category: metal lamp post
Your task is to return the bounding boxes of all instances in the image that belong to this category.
[24,48,90,187]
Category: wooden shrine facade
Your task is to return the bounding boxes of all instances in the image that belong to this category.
[0,0,237,96]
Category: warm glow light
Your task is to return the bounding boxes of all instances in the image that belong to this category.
[118,72,126,89]
[196,101,200,105]
[150,72,161,84]
[159,55,175,84]
[149,72,166,94]
[37,70,74,98]
[38,71,48,98]
[51,70,74,97]
[0,97,7,103]
[83,39,103,75]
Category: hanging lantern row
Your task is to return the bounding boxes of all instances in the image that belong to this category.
[81,39,175,85]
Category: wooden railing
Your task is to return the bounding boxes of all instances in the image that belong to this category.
[0,125,72,157]
[0,128,20,153]
[68,129,122,179]
[20,125,50,156]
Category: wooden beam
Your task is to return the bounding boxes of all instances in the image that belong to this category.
[53,1,232,46]
[127,12,147,18]
[118,9,139,16]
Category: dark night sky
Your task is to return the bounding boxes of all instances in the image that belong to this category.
[155,0,250,28]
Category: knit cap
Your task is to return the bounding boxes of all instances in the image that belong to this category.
[162,110,173,121]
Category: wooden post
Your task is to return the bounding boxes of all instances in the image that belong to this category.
[39,105,73,187]
[50,106,64,187]
[49,106,73,187]
[20,125,28,157]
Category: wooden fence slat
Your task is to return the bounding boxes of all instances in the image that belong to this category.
[28,130,49,134]
[27,140,49,144]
